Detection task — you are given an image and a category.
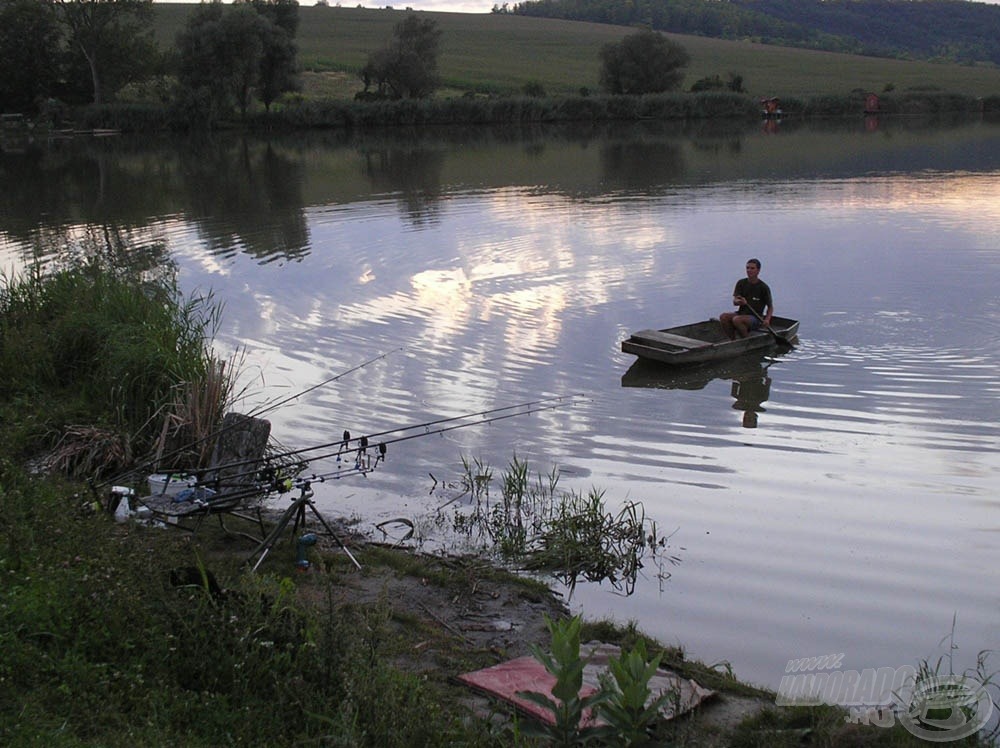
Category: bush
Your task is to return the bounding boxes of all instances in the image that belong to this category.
[801,94,857,116]
[895,91,983,114]
[690,75,726,92]
[983,95,1000,114]
[522,81,546,98]
[555,95,609,121]
[637,93,690,120]
[75,102,184,132]
[684,92,757,119]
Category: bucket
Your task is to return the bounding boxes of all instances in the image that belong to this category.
[147,473,196,497]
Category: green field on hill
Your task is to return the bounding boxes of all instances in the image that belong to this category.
[151,5,1000,100]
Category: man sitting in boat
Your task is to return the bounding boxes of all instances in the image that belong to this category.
[719,258,774,339]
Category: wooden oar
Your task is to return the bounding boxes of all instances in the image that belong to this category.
[747,307,795,348]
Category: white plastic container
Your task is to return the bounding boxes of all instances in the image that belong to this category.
[147,473,196,497]
[111,486,134,523]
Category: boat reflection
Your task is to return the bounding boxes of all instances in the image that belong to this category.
[621,351,781,429]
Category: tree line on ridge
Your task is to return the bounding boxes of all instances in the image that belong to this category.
[501,0,1000,66]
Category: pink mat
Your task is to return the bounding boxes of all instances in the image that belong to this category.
[456,655,601,725]
[457,642,716,726]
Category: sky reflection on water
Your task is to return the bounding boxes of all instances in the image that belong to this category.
[2,119,999,692]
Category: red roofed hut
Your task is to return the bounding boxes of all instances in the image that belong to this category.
[760,97,782,118]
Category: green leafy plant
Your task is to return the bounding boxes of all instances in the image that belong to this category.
[597,640,674,746]
[517,614,613,746]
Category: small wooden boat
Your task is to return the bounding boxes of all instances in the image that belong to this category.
[621,316,799,366]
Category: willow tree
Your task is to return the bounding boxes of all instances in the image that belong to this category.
[51,0,155,105]
[177,0,300,121]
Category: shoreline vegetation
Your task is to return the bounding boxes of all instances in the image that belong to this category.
[66,87,998,135]
[3,213,997,745]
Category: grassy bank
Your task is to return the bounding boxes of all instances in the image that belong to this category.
[150,5,1000,101]
[2,469,993,746]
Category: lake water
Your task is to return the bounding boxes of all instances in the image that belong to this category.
[2,117,999,696]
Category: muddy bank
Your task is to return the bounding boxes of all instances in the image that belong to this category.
[206,515,780,746]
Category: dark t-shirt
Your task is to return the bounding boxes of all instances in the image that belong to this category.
[734,278,772,317]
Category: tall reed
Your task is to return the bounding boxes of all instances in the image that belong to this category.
[0,229,228,477]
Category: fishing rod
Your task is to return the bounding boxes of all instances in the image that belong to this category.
[248,347,404,420]
[180,394,587,493]
[254,396,569,494]
[96,349,402,491]
[240,392,581,573]
[247,393,586,469]
[260,394,587,495]
[191,394,587,487]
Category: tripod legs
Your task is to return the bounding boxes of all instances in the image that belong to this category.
[244,485,361,572]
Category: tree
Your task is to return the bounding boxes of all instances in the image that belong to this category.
[243,0,299,36]
[599,30,689,96]
[246,0,300,111]
[0,0,63,113]
[177,3,264,120]
[51,0,155,105]
[689,74,725,93]
[176,1,300,120]
[256,19,299,111]
[360,13,441,100]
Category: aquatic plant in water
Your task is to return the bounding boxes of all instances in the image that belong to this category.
[450,455,679,595]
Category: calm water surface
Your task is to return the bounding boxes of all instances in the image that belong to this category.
[2,118,999,692]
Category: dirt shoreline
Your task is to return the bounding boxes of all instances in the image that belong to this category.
[122,495,986,746]
[215,513,779,746]
[143,501,928,746]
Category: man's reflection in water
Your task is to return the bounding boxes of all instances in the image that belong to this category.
[731,368,772,428]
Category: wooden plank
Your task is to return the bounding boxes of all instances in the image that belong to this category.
[631,329,711,349]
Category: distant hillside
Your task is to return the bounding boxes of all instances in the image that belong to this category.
[509,0,1000,66]
[151,6,1000,100]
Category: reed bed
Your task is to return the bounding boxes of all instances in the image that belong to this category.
[0,230,224,478]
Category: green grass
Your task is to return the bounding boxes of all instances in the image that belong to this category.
[0,469,483,747]
[150,5,1000,100]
